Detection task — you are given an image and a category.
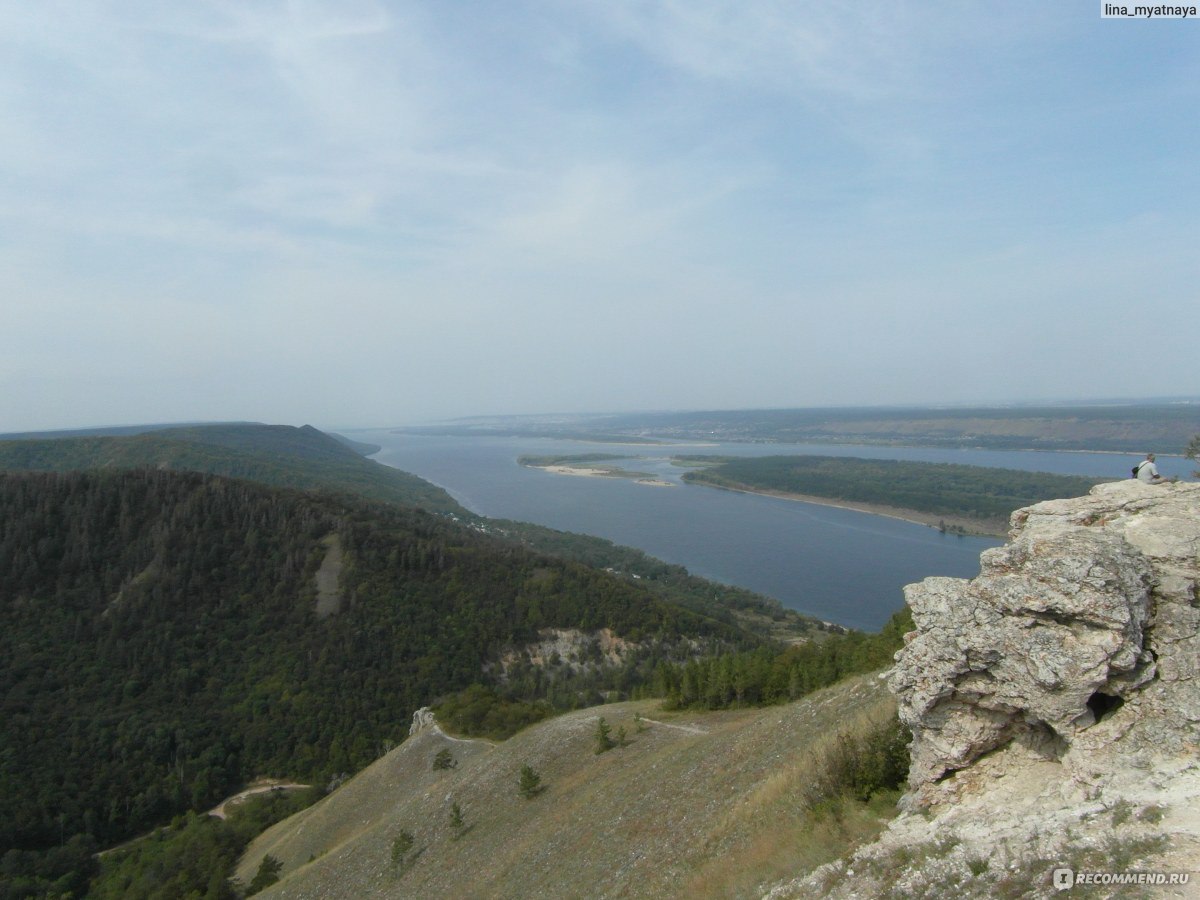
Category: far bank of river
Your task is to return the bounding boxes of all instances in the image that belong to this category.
[522,455,1011,535]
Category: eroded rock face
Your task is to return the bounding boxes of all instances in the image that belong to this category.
[409,706,437,736]
[890,481,1200,800]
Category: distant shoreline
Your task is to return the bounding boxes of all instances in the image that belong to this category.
[528,458,1006,534]
[687,482,1009,538]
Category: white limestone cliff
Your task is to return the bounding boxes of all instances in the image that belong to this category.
[769,481,1200,898]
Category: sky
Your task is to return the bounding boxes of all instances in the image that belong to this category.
[1,1,1197,432]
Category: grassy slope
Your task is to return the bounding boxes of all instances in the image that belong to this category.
[240,674,896,900]
[0,423,463,514]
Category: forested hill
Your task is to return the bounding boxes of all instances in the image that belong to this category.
[0,423,815,640]
[0,423,461,515]
[0,468,751,865]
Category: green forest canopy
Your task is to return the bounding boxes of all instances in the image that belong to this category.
[680,455,1105,523]
[0,423,816,641]
[0,468,764,858]
[0,423,463,514]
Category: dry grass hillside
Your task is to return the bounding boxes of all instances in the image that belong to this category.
[237,674,898,899]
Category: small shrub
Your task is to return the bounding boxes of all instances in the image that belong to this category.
[1109,797,1133,826]
[1104,833,1168,871]
[518,764,543,799]
[1137,804,1167,824]
[391,830,414,866]
[432,748,456,771]
[802,716,910,811]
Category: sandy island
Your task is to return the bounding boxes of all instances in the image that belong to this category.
[532,464,1005,529]
[534,464,675,488]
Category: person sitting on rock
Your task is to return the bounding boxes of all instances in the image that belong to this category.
[1134,453,1168,483]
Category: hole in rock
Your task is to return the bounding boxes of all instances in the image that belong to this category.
[1086,692,1124,722]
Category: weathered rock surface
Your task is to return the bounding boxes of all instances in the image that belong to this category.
[769,481,1200,898]
[891,481,1199,803]
[409,706,437,736]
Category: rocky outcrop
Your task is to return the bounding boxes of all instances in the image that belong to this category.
[409,706,437,736]
[890,481,1199,805]
[769,481,1200,898]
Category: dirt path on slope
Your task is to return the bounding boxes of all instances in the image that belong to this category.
[207,780,310,819]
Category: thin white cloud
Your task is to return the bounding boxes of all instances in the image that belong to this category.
[575,0,928,102]
[0,1,1196,430]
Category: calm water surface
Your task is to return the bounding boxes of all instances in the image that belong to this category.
[360,432,1188,631]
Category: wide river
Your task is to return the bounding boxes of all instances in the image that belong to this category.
[358,431,1190,631]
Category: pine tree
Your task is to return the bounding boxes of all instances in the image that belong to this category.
[449,801,465,838]
[594,717,614,754]
[432,748,456,770]
[247,854,282,895]
[518,764,542,799]
[391,830,414,867]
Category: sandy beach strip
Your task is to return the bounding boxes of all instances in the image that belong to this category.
[541,465,614,477]
[531,464,676,487]
[688,482,1007,537]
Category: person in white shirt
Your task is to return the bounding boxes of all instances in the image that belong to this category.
[1135,453,1166,483]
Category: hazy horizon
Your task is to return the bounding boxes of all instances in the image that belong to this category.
[3,3,1197,433]
[3,394,1199,441]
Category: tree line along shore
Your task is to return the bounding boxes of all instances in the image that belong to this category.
[517,450,1114,536]
[677,455,1109,537]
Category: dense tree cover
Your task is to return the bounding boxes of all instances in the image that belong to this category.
[0,835,97,900]
[0,423,462,514]
[655,609,913,711]
[88,789,321,900]
[0,469,750,881]
[0,423,823,642]
[434,686,555,740]
[682,455,1104,523]
[0,426,901,895]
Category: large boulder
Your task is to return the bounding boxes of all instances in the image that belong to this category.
[890,481,1200,802]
